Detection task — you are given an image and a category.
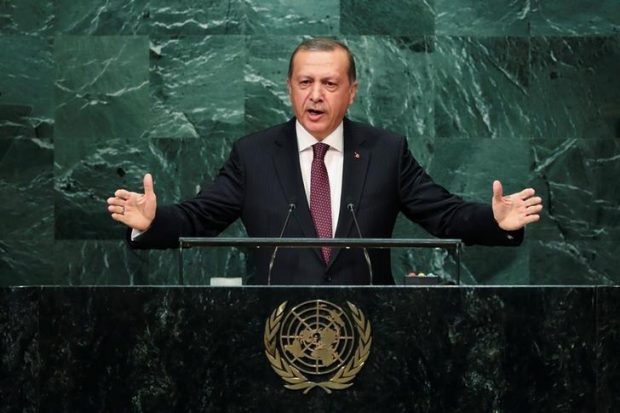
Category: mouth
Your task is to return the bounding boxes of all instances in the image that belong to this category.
[306,108,325,121]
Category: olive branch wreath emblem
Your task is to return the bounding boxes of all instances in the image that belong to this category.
[264,301,372,394]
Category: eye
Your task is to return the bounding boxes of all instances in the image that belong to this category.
[324,81,338,90]
[299,79,311,87]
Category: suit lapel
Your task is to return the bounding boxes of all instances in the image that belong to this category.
[329,118,371,267]
[271,119,318,241]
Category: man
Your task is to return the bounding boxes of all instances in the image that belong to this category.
[107,38,542,285]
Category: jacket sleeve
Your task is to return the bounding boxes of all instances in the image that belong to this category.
[396,137,523,246]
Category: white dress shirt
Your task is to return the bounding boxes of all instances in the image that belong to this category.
[296,120,343,237]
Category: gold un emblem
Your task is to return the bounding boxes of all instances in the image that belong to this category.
[264,300,372,394]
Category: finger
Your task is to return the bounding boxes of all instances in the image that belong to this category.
[522,214,541,225]
[515,187,536,200]
[143,173,154,196]
[107,205,125,214]
[526,204,543,214]
[107,197,126,207]
[110,212,128,223]
[492,180,503,202]
[525,197,543,207]
[114,189,132,200]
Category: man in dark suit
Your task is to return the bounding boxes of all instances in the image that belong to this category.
[107,38,543,285]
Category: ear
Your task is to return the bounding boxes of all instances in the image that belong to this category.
[348,81,359,105]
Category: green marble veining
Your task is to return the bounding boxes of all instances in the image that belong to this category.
[54,0,149,35]
[54,138,152,239]
[149,35,245,140]
[531,138,620,242]
[0,240,55,285]
[245,0,339,34]
[53,240,148,285]
[0,0,618,285]
[531,0,620,36]
[0,0,53,35]
[244,35,301,134]
[529,36,619,139]
[54,35,150,140]
[149,0,243,35]
[436,0,530,36]
[434,36,531,138]
[0,36,54,138]
[0,138,54,240]
[341,0,435,35]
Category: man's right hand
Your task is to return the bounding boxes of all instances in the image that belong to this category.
[107,173,157,231]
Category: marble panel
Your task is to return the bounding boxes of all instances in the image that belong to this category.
[0,138,54,240]
[53,240,148,285]
[531,0,620,36]
[426,138,530,200]
[0,239,55,285]
[346,36,435,163]
[244,0,339,34]
[149,0,243,35]
[148,35,245,140]
[496,287,596,411]
[0,0,52,36]
[54,138,152,240]
[0,36,53,139]
[530,240,619,285]
[54,35,150,141]
[529,138,620,242]
[434,36,531,138]
[54,0,150,35]
[436,0,530,36]
[529,36,620,140]
[0,288,39,413]
[244,35,301,134]
[341,0,434,35]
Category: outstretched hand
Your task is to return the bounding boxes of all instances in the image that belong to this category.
[107,173,157,231]
[492,180,542,231]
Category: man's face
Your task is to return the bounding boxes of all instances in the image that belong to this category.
[288,48,358,140]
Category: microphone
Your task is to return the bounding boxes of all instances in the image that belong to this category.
[347,203,373,285]
[267,201,296,285]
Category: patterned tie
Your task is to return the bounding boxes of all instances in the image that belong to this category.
[310,143,332,264]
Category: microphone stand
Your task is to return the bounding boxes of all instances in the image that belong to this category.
[267,203,296,285]
[347,203,374,285]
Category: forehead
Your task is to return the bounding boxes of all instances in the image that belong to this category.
[291,49,349,78]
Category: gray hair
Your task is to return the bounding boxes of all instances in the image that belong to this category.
[288,37,357,84]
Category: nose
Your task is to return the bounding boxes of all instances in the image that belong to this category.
[309,83,323,102]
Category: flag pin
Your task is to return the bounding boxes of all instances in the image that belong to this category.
[354,152,360,159]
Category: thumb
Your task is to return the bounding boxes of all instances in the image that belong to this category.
[143,173,155,196]
[492,180,503,202]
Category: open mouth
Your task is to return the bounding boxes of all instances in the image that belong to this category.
[307,108,325,119]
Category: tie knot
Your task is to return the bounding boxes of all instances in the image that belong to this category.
[313,143,329,160]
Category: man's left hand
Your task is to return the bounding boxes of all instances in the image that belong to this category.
[492,180,543,231]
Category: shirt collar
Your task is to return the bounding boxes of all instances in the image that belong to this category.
[296,120,344,153]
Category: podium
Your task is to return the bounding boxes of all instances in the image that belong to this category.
[1,285,618,412]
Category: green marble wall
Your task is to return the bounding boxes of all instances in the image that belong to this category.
[1,1,619,286]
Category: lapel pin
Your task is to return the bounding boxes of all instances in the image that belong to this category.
[354,151,360,159]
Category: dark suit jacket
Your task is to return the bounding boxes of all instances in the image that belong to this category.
[129,118,522,284]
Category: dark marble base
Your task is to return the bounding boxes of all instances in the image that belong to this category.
[1,286,618,413]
